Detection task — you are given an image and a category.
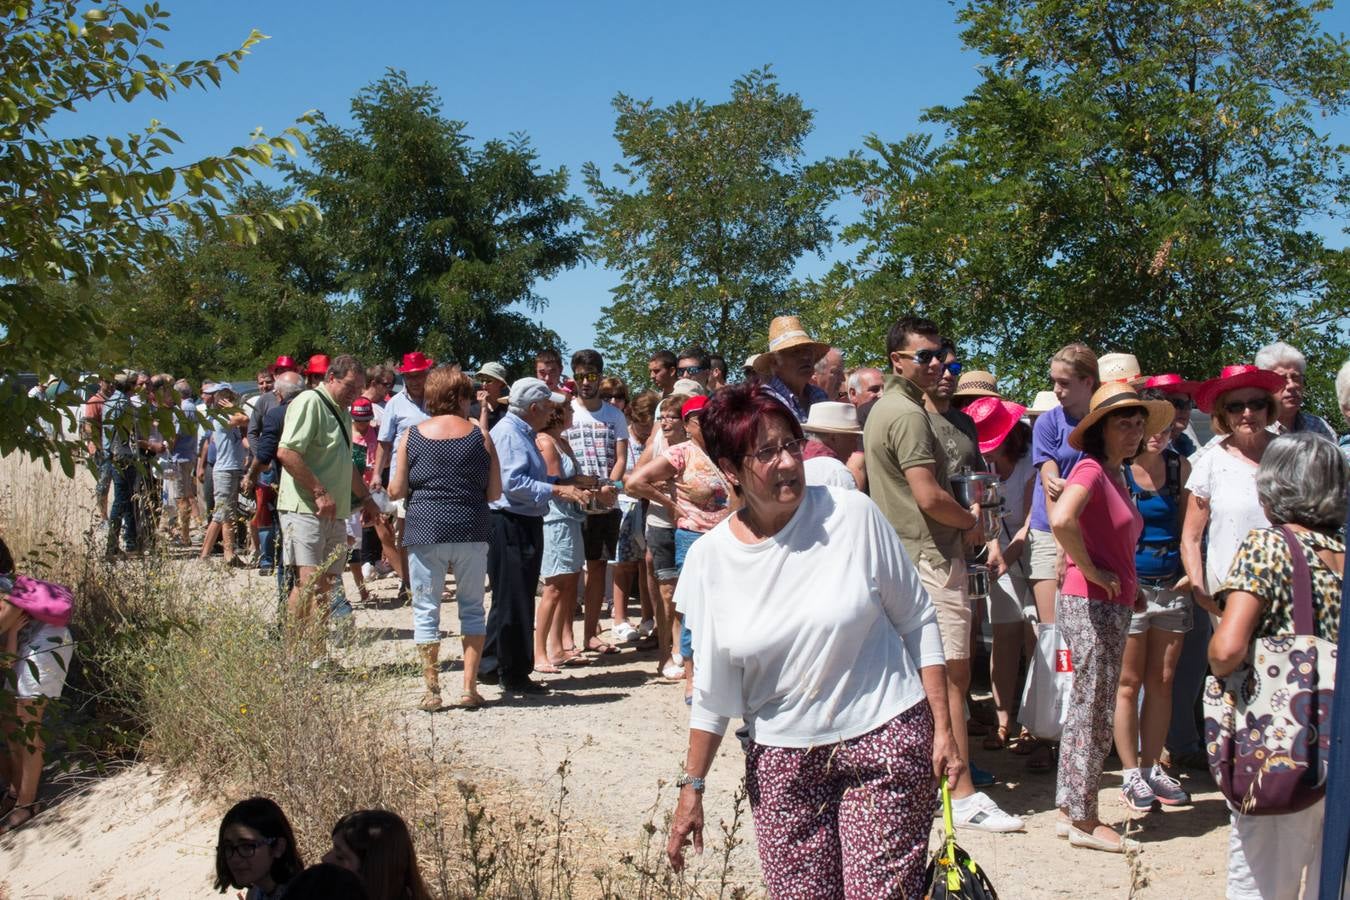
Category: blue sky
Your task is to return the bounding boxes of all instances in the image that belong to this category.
[68,1,1349,357]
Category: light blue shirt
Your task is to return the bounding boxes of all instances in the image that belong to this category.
[170,398,198,462]
[377,388,428,480]
[763,375,828,424]
[212,423,246,472]
[489,411,555,516]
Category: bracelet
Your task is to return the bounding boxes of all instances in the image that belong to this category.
[675,774,705,791]
[611,479,624,491]
[312,486,329,497]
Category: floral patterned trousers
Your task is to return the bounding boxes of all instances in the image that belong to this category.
[745,702,936,900]
[1055,593,1133,821]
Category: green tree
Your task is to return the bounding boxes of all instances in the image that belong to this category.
[283,70,582,372]
[814,0,1349,412]
[584,67,837,380]
[0,0,315,468]
[96,185,337,380]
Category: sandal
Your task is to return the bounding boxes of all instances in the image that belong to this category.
[554,652,591,668]
[534,663,562,675]
[1007,727,1035,754]
[983,724,1011,751]
[0,787,15,819]
[0,802,41,836]
[585,639,619,655]
[451,692,485,710]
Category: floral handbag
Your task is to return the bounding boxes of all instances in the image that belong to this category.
[1203,526,1337,815]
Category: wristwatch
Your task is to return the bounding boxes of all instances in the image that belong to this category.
[675,774,705,792]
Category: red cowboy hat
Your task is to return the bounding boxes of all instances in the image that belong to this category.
[1144,373,1201,397]
[1194,365,1286,414]
[964,396,1027,455]
[681,394,709,419]
[270,355,299,374]
[303,354,330,376]
[397,351,435,374]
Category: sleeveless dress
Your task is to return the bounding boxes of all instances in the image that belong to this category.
[541,447,584,577]
[403,426,491,546]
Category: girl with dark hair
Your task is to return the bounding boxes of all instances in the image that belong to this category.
[214,797,303,899]
[1049,383,1172,852]
[323,809,433,900]
[283,863,370,900]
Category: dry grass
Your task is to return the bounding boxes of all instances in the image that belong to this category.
[0,453,758,898]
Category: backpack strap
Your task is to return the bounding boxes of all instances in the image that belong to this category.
[1164,448,1181,502]
[1279,525,1315,636]
[312,389,352,450]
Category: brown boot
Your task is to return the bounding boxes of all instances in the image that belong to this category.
[417,642,442,711]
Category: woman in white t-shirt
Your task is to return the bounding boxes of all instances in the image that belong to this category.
[1182,366,1288,613]
[665,385,959,899]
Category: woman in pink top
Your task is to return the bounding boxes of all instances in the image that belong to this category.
[1049,383,1173,853]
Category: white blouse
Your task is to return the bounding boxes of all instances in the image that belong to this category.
[675,486,945,748]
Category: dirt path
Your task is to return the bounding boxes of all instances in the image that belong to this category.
[0,556,1232,898]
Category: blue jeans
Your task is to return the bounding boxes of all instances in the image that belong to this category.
[408,541,489,644]
[106,459,138,554]
[675,528,703,659]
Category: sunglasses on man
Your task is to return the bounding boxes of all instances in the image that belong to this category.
[676,365,705,376]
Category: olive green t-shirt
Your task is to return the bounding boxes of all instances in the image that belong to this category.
[277,384,354,518]
[930,407,982,481]
[862,374,963,567]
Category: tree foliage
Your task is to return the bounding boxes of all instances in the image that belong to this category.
[0,0,316,468]
[283,70,582,373]
[811,0,1349,413]
[584,67,837,381]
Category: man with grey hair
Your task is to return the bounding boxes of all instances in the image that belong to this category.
[812,346,846,401]
[1255,341,1336,440]
[848,366,884,427]
[276,355,380,626]
[482,377,593,695]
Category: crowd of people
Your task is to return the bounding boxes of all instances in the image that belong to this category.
[11,313,1350,898]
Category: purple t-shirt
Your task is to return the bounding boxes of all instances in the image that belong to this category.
[1028,405,1085,532]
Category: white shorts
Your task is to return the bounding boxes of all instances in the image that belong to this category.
[281,511,347,576]
[12,622,73,699]
[163,460,194,503]
[346,511,363,542]
[987,557,1036,626]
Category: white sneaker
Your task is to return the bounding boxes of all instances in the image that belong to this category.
[612,621,639,643]
[361,562,376,580]
[951,792,1025,833]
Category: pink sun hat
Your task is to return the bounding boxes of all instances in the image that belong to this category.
[965,396,1028,455]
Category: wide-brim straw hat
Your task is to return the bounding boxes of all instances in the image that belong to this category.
[953,369,1000,399]
[1026,391,1060,416]
[1193,365,1286,414]
[1068,383,1176,451]
[1098,352,1147,388]
[965,396,1027,454]
[802,401,863,435]
[753,315,829,374]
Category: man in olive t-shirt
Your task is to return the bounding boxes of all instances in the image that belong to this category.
[863,316,1023,833]
[276,354,379,624]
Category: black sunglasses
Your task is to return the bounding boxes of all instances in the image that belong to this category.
[676,365,705,376]
[1223,398,1270,415]
[896,348,942,366]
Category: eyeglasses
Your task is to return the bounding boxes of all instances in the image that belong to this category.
[658,414,682,423]
[1223,398,1270,415]
[221,838,275,859]
[748,438,808,465]
[894,348,942,366]
[943,361,962,376]
[574,372,601,383]
[676,366,706,376]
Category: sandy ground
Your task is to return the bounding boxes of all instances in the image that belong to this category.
[0,554,1232,899]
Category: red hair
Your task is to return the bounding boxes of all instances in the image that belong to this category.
[701,385,803,468]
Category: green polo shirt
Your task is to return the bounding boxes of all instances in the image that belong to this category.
[862,374,963,567]
[277,384,354,518]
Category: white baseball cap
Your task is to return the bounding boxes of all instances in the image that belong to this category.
[508,377,566,410]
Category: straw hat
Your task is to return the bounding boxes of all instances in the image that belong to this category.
[1068,383,1175,451]
[953,370,1000,399]
[801,401,863,435]
[752,316,829,374]
[1026,391,1060,416]
[1097,352,1147,387]
[965,396,1027,454]
[1193,365,1286,414]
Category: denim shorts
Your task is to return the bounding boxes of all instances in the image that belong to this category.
[541,518,584,578]
[648,524,677,581]
[611,499,646,564]
[1129,583,1192,634]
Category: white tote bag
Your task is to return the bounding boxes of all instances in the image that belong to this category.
[1019,622,1074,741]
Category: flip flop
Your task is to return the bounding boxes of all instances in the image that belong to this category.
[585,640,620,655]
[554,652,591,668]
[534,663,562,675]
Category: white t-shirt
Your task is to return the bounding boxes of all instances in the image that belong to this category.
[1186,439,1269,591]
[565,400,629,482]
[643,401,675,530]
[994,452,1036,549]
[675,486,945,747]
[804,455,856,490]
